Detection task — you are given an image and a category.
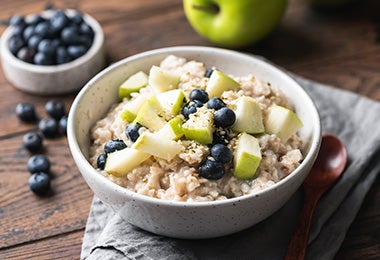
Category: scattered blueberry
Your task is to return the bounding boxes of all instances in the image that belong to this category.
[28,172,51,196]
[207,97,226,110]
[27,154,51,174]
[96,153,107,170]
[15,103,37,122]
[182,100,203,119]
[45,99,65,120]
[125,123,142,142]
[205,68,214,78]
[214,107,236,128]
[23,131,43,152]
[210,144,232,164]
[58,115,68,135]
[189,88,209,103]
[199,159,225,180]
[38,118,59,138]
[104,139,127,154]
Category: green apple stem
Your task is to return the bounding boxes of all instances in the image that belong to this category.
[192,4,219,14]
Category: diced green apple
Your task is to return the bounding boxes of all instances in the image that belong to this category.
[205,70,240,97]
[118,71,148,99]
[132,132,183,161]
[148,65,180,93]
[232,96,264,134]
[156,117,184,140]
[120,93,152,122]
[264,105,303,142]
[233,132,262,180]
[104,147,151,177]
[133,95,166,132]
[157,89,187,116]
[182,108,214,144]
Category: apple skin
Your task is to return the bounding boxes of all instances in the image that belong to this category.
[183,0,287,48]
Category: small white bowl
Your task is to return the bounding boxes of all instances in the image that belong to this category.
[0,9,106,95]
[67,46,321,239]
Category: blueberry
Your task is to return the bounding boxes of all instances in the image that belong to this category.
[205,68,214,78]
[17,47,35,63]
[38,118,59,138]
[214,107,236,128]
[27,154,51,174]
[96,153,107,170]
[50,10,69,32]
[15,103,37,122]
[189,88,209,103]
[9,15,26,27]
[23,131,43,152]
[58,115,68,135]
[56,46,72,64]
[61,26,81,45]
[104,139,127,154]
[28,35,43,50]
[23,25,35,40]
[45,99,65,120]
[10,26,24,38]
[34,21,54,38]
[28,172,50,196]
[210,144,232,164]
[34,52,54,65]
[9,35,25,55]
[28,14,44,25]
[207,97,226,110]
[70,12,84,24]
[182,100,203,119]
[38,39,56,56]
[79,22,94,37]
[199,159,225,180]
[67,45,87,59]
[125,123,142,142]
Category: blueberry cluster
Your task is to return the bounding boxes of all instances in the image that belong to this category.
[96,139,128,170]
[8,9,94,65]
[182,86,236,180]
[16,99,68,196]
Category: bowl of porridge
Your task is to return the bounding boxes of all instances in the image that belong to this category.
[67,46,321,239]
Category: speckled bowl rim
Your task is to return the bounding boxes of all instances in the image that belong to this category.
[68,46,321,208]
[0,9,104,74]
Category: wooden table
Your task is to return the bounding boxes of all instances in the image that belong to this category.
[1,0,379,259]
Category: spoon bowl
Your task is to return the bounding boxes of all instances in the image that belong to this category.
[285,133,347,260]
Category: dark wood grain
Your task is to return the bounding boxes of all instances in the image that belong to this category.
[0,0,380,259]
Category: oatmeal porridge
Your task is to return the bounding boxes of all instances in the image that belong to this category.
[89,55,303,202]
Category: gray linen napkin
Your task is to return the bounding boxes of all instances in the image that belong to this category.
[80,72,380,260]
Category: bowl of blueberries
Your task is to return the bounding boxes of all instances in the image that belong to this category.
[0,8,106,95]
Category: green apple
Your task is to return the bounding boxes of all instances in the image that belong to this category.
[157,89,187,116]
[264,105,303,142]
[183,0,287,48]
[232,96,264,134]
[118,71,148,99]
[206,70,240,98]
[133,95,167,131]
[148,65,180,93]
[105,147,151,177]
[133,132,184,161]
[156,117,184,140]
[182,107,214,144]
[233,132,262,179]
[120,93,152,122]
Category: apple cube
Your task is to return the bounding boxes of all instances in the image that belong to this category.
[157,89,187,116]
[156,117,184,140]
[233,132,262,180]
[232,96,264,134]
[148,65,180,93]
[133,95,167,132]
[104,147,151,177]
[264,105,303,142]
[120,93,152,122]
[206,70,240,98]
[133,132,183,161]
[118,71,148,99]
[182,107,214,144]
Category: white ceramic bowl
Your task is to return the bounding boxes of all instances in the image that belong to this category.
[0,9,106,95]
[67,46,321,239]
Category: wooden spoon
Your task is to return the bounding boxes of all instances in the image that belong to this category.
[285,133,347,260]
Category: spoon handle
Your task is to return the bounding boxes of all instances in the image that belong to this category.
[285,189,323,260]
